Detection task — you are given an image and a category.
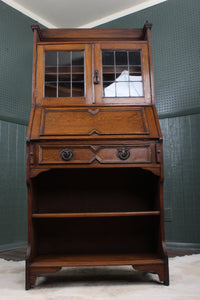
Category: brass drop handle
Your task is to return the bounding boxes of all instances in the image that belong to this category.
[117,148,130,160]
[60,149,73,161]
[94,70,99,84]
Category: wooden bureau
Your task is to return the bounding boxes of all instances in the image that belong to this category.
[26,22,169,289]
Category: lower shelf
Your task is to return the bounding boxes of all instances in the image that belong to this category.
[30,253,164,268]
[32,211,160,218]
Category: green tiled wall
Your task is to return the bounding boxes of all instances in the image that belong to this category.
[0,1,34,125]
[0,120,27,248]
[0,0,199,249]
[0,1,34,249]
[99,0,200,245]
[98,0,200,118]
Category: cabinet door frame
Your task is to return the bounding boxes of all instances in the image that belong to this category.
[36,44,93,106]
[94,42,151,105]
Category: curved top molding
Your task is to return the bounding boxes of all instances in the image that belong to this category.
[31,21,152,42]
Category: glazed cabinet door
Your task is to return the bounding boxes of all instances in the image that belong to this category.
[36,44,92,105]
[94,43,151,104]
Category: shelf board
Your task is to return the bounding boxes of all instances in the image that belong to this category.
[32,211,160,218]
[45,71,84,75]
[30,253,164,268]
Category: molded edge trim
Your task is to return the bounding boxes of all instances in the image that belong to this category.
[158,107,200,119]
[0,241,27,252]
[0,115,29,126]
[1,241,200,252]
[166,242,200,250]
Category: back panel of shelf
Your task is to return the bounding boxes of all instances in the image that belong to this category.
[33,216,159,255]
[31,168,160,214]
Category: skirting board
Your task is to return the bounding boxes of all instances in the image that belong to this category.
[0,241,200,252]
[0,242,27,252]
[166,242,200,250]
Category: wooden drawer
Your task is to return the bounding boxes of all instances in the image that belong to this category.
[38,144,155,165]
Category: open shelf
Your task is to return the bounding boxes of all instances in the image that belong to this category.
[30,253,164,268]
[45,66,84,75]
[32,211,160,218]
[31,168,160,214]
[33,216,159,255]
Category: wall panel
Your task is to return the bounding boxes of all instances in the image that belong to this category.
[0,1,34,249]
[99,0,200,245]
[160,114,200,243]
[0,0,199,248]
[0,120,27,248]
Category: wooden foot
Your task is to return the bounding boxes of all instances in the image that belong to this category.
[164,261,169,286]
[26,263,62,289]
[133,263,169,285]
[26,263,37,290]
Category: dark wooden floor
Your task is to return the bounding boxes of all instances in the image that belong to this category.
[0,248,200,261]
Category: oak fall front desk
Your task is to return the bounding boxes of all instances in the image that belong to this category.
[26,22,169,289]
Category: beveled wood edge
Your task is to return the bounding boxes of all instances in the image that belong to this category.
[134,262,169,285]
[29,254,164,268]
[31,23,42,41]
[32,211,161,218]
[29,165,161,178]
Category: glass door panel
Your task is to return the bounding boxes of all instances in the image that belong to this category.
[45,51,85,98]
[36,44,92,105]
[94,43,151,104]
[102,50,143,97]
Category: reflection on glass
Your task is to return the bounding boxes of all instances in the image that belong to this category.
[116,51,127,65]
[72,52,84,65]
[103,66,115,82]
[45,52,57,66]
[58,82,70,97]
[102,51,114,65]
[45,51,84,98]
[129,51,141,65]
[72,82,84,97]
[102,50,143,97]
[45,82,57,97]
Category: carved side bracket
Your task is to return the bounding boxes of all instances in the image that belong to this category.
[26,266,62,289]
[133,264,169,285]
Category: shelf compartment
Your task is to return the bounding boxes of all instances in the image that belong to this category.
[34,216,159,255]
[32,211,160,218]
[32,168,160,214]
[30,253,164,268]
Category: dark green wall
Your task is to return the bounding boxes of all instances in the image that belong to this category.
[0,0,199,250]
[0,1,34,250]
[98,0,200,246]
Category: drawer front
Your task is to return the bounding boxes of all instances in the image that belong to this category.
[38,144,154,165]
[97,146,152,164]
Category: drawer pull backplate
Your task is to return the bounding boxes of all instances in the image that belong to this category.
[117,148,130,160]
[60,149,73,161]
